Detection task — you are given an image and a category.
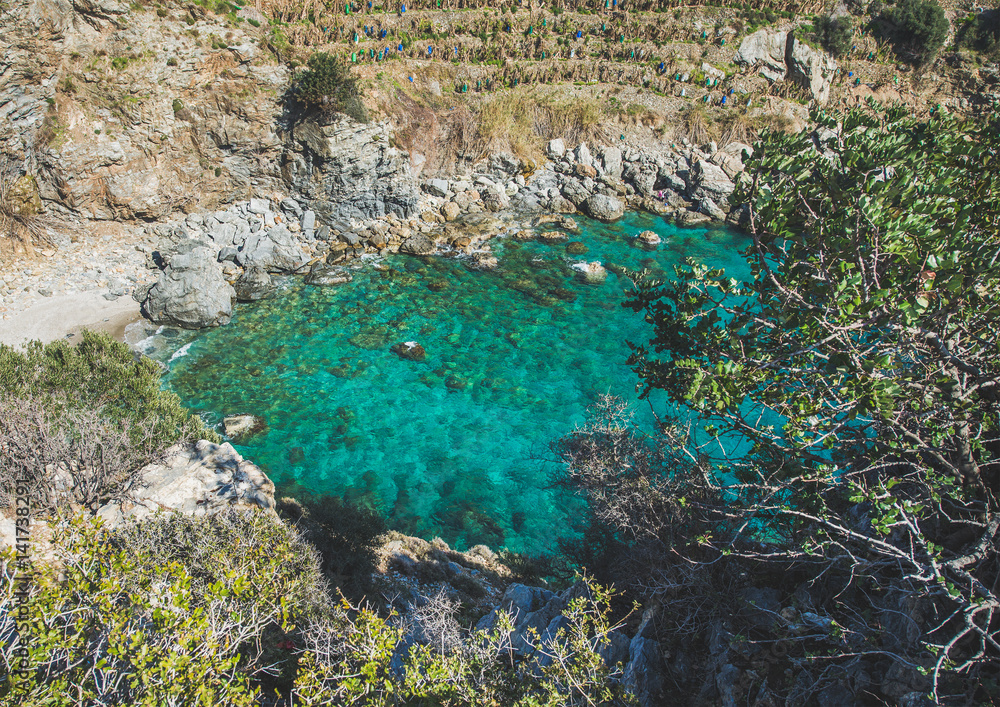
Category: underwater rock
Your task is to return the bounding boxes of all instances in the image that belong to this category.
[391,341,427,361]
[305,263,354,286]
[572,261,608,284]
[513,229,536,241]
[538,231,568,244]
[223,414,267,441]
[233,266,276,301]
[566,241,588,255]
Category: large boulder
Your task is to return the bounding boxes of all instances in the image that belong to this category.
[141,248,235,329]
[95,440,276,527]
[481,185,509,212]
[688,159,736,204]
[710,142,754,180]
[734,29,789,82]
[582,194,624,222]
[239,225,309,273]
[601,147,623,181]
[400,234,436,255]
[788,38,837,104]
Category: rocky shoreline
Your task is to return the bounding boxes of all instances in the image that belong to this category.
[127,126,749,331]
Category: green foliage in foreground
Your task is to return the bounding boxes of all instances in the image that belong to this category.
[1,511,631,706]
[293,52,367,123]
[619,104,999,702]
[0,330,215,449]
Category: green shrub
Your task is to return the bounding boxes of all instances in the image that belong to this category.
[293,52,367,122]
[813,14,854,57]
[0,332,216,513]
[2,512,630,706]
[893,0,949,61]
[172,97,183,113]
[969,8,1000,56]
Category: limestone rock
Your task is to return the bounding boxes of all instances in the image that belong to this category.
[401,234,436,255]
[240,225,310,273]
[95,440,276,527]
[734,29,789,82]
[700,198,727,221]
[710,142,753,180]
[689,159,735,203]
[233,266,276,302]
[789,38,838,104]
[546,138,566,159]
[481,185,509,212]
[441,201,461,221]
[601,147,623,181]
[635,230,661,248]
[425,178,449,197]
[538,231,568,243]
[141,248,235,329]
[287,117,419,222]
[465,252,499,271]
[582,194,624,222]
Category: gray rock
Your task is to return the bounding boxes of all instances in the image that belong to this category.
[560,178,592,207]
[601,147,623,181]
[734,29,789,82]
[575,142,593,168]
[300,210,316,231]
[141,248,235,329]
[789,37,837,104]
[287,117,419,222]
[280,197,303,218]
[582,194,624,222]
[481,185,509,212]
[304,263,353,286]
[425,178,449,197]
[700,198,727,221]
[248,198,270,215]
[218,246,240,264]
[624,637,663,707]
[689,159,736,203]
[241,225,310,273]
[233,267,276,302]
[340,231,361,247]
[95,440,276,527]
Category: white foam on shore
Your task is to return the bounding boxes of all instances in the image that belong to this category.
[169,341,194,362]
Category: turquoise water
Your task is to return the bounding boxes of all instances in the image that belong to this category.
[146,212,749,555]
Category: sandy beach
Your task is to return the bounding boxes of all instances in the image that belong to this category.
[0,291,143,348]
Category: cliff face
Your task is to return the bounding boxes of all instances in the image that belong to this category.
[285,116,420,224]
[0,0,418,232]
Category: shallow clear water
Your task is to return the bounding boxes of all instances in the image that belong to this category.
[143,212,749,555]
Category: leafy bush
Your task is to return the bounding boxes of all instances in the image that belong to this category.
[892,0,949,61]
[0,332,215,512]
[1,512,631,706]
[293,52,367,123]
[812,14,854,57]
[610,105,1000,704]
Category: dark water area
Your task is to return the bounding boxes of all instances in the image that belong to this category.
[139,212,750,555]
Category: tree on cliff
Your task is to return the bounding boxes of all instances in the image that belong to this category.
[560,105,1000,704]
[293,52,367,123]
